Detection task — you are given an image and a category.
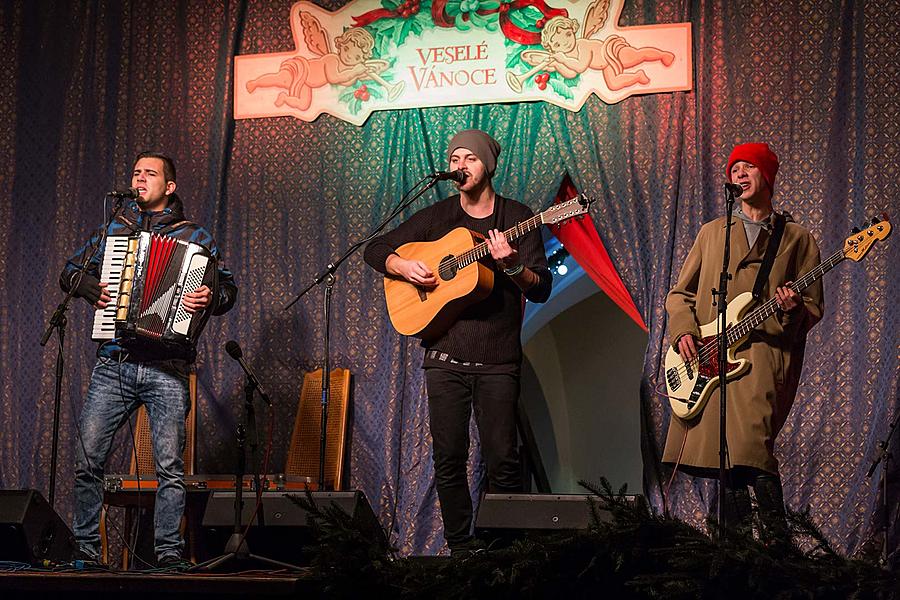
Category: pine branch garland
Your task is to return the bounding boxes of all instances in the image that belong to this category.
[285,481,899,599]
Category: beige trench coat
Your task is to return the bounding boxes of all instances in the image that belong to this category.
[662,215,824,475]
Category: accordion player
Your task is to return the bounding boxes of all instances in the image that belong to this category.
[92,231,217,346]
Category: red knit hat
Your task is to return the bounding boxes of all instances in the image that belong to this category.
[726,143,779,194]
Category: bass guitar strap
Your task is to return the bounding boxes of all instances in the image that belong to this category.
[752,211,786,300]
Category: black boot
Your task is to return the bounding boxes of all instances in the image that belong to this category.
[752,472,790,547]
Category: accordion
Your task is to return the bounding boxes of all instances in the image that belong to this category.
[92,232,215,345]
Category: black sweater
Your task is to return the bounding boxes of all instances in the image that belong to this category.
[363,195,552,365]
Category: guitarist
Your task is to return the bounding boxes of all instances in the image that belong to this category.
[662,143,824,540]
[363,129,552,554]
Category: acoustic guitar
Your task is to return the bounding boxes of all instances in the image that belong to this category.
[664,216,891,420]
[383,194,595,339]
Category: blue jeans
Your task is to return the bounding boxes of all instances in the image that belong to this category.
[73,357,191,561]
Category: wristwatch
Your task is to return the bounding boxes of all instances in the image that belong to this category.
[503,263,525,277]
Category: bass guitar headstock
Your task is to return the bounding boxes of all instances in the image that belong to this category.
[843,215,891,262]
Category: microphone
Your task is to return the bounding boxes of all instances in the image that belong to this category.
[107,188,141,199]
[225,340,272,406]
[433,170,467,183]
[724,182,745,197]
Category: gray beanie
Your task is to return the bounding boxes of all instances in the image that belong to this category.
[447,129,502,176]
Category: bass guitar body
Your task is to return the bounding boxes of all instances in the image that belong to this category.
[663,292,756,420]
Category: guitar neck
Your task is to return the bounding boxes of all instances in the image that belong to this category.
[725,248,845,345]
[455,213,545,269]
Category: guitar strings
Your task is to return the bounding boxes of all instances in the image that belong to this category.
[454,214,542,269]
[452,197,588,268]
[440,195,590,271]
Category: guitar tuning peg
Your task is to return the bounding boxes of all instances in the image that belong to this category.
[871,216,881,225]
[851,227,861,234]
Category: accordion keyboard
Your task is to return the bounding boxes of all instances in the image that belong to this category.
[91,235,130,341]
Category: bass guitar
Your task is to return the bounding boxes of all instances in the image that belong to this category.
[665,216,891,420]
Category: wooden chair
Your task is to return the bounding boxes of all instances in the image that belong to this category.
[100,372,197,566]
[285,368,351,491]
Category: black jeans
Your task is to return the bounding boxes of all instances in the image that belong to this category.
[425,368,522,549]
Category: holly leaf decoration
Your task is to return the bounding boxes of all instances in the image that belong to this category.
[364,0,435,55]
[548,76,574,100]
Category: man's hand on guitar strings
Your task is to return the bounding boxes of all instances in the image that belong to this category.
[387,255,437,287]
[677,334,701,363]
[774,282,801,313]
[486,228,519,271]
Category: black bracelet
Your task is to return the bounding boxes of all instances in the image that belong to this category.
[503,264,524,277]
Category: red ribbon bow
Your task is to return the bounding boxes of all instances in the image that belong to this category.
[352,0,568,45]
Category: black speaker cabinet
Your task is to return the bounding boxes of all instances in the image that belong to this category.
[0,489,76,564]
[475,493,640,531]
[200,490,385,564]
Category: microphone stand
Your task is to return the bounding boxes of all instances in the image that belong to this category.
[713,186,737,536]
[192,370,298,571]
[866,404,900,568]
[245,375,265,527]
[284,174,442,489]
[40,194,122,508]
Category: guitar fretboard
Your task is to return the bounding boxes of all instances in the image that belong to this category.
[724,248,844,345]
[453,213,545,269]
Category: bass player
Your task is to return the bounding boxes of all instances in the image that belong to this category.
[662,143,824,541]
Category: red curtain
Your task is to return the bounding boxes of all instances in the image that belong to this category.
[549,175,647,332]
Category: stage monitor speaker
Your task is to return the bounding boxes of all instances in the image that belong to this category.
[0,489,76,564]
[200,490,385,564]
[475,493,640,532]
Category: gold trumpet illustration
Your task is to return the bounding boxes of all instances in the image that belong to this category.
[506,54,553,93]
[364,61,405,101]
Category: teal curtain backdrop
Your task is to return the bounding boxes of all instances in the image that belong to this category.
[0,0,897,558]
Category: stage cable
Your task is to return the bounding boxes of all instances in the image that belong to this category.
[662,427,688,520]
[385,345,410,553]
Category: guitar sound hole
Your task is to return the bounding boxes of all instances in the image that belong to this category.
[438,255,458,281]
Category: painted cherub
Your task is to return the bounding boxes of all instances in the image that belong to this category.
[525,11,675,91]
[245,12,392,111]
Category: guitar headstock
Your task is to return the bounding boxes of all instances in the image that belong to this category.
[541,193,596,225]
[843,215,891,262]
